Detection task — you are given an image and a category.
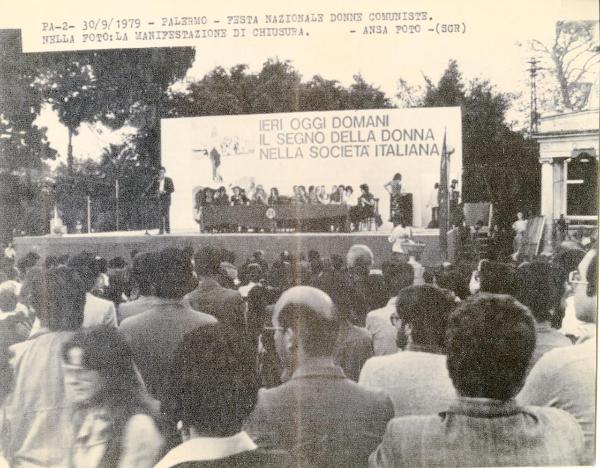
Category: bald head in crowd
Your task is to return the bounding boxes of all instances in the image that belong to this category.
[272,286,339,365]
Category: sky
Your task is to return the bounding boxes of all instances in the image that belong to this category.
[1,0,598,167]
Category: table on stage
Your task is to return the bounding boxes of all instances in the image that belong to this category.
[200,204,350,232]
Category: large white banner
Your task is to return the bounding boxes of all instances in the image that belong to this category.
[161,107,462,231]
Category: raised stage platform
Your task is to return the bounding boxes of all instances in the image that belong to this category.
[13,228,445,268]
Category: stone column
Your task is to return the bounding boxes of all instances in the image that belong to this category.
[540,158,554,255]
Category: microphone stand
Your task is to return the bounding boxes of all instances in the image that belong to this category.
[142,177,158,235]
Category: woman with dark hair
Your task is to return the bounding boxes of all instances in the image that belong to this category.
[214,186,229,205]
[2,266,86,467]
[252,185,268,205]
[157,324,287,467]
[329,185,340,204]
[62,326,163,468]
[384,173,403,225]
[307,185,318,204]
[268,187,280,206]
[350,184,376,231]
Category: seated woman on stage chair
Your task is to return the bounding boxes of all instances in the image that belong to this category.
[317,185,329,204]
[268,187,280,206]
[253,185,268,205]
[384,173,403,225]
[346,184,375,231]
[214,186,230,205]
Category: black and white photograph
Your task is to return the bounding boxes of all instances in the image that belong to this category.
[0,0,598,466]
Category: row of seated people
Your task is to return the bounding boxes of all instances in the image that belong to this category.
[0,243,594,466]
[195,184,379,232]
[196,184,376,207]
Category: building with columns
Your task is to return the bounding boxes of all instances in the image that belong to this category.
[534,105,598,251]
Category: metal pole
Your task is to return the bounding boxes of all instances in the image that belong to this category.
[87,195,91,233]
[115,179,120,231]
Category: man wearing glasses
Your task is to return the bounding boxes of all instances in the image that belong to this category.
[359,285,457,417]
[518,248,597,465]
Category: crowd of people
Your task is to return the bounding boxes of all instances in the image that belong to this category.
[0,239,596,467]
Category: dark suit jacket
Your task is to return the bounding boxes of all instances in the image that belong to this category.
[184,277,246,332]
[153,176,175,205]
[244,364,394,468]
[119,298,217,399]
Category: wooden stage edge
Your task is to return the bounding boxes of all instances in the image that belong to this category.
[14,228,444,268]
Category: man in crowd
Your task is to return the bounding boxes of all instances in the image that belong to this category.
[244,286,394,467]
[184,246,245,333]
[515,261,572,367]
[67,252,117,328]
[359,284,456,416]
[155,166,175,234]
[119,247,216,399]
[365,261,414,356]
[117,252,158,323]
[313,272,373,382]
[346,244,387,326]
[370,294,585,467]
[518,248,597,464]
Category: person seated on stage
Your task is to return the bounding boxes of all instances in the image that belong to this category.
[345,186,357,206]
[294,185,308,204]
[253,185,268,205]
[230,186,246,206]
[214,186,230,205]
[307,186,319,204]
[268,187,280,205]
[317,185,329,204]
[239,189,250,205]
[329,185,341,204]
[337,184,346,204]
[349,184,376,231]
[203,187,215,207]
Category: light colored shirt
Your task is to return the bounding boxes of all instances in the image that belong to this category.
[365,297,398,356]
[359,348,456,417]
[560,294,596,341]
[518,335,596,464]
[369,397,585,467]
[117,295,158,323]
[530,321,572,368]
[238,281,258,299]
[155,431,256,468]
[2,330,76,467]
[71,410,162,468]
[83,292,117,328]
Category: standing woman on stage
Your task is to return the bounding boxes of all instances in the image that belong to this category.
[384,173,403,225]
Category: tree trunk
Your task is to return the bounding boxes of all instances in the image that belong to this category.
[67,126,74,174]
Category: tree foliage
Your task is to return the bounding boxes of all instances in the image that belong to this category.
[33,47,196,170]
[0,30,56,173]
[419,60,540,225]
[169,59,393,118]
[529,20,599,111]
